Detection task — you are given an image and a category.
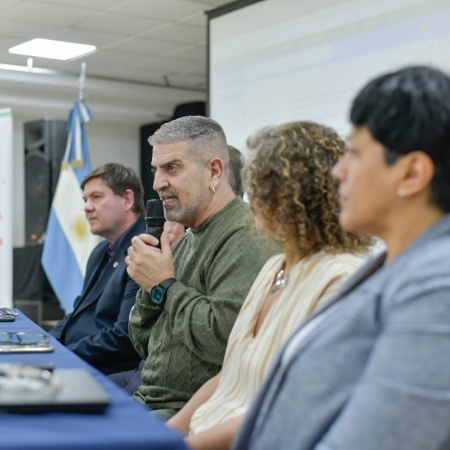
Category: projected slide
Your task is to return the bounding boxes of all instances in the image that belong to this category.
[209,0,450,150]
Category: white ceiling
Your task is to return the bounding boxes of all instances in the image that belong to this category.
[0,0,234,124]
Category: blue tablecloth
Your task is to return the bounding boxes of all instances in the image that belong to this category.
[0,311,187,450]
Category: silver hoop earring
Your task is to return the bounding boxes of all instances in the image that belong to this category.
[211,186,216,193]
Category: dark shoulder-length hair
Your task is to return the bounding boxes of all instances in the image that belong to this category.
[350,65,450,213]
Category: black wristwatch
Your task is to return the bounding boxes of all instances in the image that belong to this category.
[150,278,177,307]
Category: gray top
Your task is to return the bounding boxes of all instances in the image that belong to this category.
[233,213,450,450]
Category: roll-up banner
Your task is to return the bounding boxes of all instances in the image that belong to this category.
[0,108,13,308]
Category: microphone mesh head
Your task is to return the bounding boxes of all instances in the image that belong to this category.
[146,199,164,219]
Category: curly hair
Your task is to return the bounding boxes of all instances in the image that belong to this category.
[244,121,372,257]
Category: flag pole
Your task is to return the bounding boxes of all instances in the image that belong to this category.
[42,62,98,313]
[78,62,86,101]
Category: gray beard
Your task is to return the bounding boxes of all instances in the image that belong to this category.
[163,187,209,225]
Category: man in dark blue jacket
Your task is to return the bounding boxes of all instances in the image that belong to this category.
[50,163,145,375]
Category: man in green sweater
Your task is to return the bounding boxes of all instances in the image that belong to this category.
[125,116,277,420]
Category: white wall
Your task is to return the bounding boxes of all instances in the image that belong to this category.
[12,116,141,247]
[13,120,25,247]
[6,70,206,247]
[1,65,206,246]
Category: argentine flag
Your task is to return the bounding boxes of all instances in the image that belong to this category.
[42,99,101,313]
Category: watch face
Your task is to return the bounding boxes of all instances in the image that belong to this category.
[151,285,165,305]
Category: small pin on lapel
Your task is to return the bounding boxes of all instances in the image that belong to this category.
[113,262,119,268]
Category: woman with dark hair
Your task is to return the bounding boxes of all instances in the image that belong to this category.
[232,66,450,450]
[168,121,372,450]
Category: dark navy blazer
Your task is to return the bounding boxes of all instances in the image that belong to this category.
[50,218,145,375]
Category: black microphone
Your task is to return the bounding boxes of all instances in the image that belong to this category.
[145,199,166,248]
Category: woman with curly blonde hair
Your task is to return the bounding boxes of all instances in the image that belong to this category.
[168,121,372,450]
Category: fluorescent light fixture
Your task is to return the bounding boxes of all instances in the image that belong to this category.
[0,62,59,74]
[9,38,96,60]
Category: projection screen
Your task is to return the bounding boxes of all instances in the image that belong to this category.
[208,0,450,151]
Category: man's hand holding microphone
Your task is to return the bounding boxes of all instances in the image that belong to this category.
[126,199,184,293]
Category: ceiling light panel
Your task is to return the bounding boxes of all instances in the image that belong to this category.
[9,38,96,60]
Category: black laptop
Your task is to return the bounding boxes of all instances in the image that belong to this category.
[0,368,111,413]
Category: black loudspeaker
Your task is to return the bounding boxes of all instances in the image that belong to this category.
[172,101,205,119]
[13,244,57,302]
[139,102,206,203]
[24,120,68,244]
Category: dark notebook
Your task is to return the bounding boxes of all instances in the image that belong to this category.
[0,368,111,413]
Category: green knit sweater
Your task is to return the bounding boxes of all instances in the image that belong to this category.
[129,197,278,419]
